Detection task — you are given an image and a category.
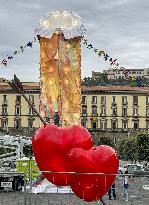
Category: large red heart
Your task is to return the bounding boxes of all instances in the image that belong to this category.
[32,124,93,186]
[67,145,119,202]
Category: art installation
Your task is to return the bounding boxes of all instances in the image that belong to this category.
[32,10,119,202]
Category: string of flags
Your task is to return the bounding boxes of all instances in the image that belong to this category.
[1,37,37,66]
[82,36,142,86]
[1,34,142,86]
[82,36,119,67]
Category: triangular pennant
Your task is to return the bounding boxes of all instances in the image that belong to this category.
[20,46,24,52]
[104,54,109,61]
[27,42,32,47]
[34,37,36,42]
[87,44,93,49]
[83,39,88,45]
[14,50,18,55]
[1,59,7,66]
[94,49,98,53]
[8,55,13,60]
[98,50,105,57]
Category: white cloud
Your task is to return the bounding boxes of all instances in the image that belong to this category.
[0,0,149,81]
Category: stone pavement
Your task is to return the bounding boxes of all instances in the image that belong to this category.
[0,177,149,205]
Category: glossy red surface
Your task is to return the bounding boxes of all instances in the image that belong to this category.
[67,145,119,202]
[32,124,93,186]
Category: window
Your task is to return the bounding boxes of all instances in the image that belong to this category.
[112,108,117,116]
[101,107,106,116]
[133,107,138,116]
[112,121,117,130]
[92,96,97,104]
[29,106,34,115]
[3,95,7,102]
[112,96,116,103]
[146,121,149,130]
[82,106,87,115]
[101,96,106,105]
[147,108,149,117]
[122,96,127,104]
[81,120,87,128]
[101,121,106,130]
[92,105,97,115]
[122,108,127,116]
[92,121,97,129]
[16,95,21,104]
[134,122,139,130]
[29,95,34,103]
[2,106,7,115]
[146,97,149,105]
[15,105,21,115]
[28,119,34,129]
[1,119,8,130]
[133,96,138,105]
[14,119,21,129]
[82,96,86,104]
[122,121,127,130]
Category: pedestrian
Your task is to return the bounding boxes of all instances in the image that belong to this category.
[123,170,129,201]
[108,182,116,200]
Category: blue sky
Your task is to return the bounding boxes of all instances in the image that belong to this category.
[0,0,149,81]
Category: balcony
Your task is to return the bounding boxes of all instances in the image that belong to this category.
[111,102,117,107]
[122,101,128,106]
[2,113,8,116]
[2,100,8,105]
[81,101,87,105]
[82,113,88,117]
[91,101,97,105]
[15,100,21,105]
[100,113,106,117]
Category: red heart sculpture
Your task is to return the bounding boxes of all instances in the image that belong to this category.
[32,125,93,186]
[67,145,119,202]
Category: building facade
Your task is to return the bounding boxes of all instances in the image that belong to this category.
[81,85,149,141]
[0,80,149,140]
[0,81,40,136]
[92,68,149,80]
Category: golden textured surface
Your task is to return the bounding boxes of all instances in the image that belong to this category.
[40,33,81,126]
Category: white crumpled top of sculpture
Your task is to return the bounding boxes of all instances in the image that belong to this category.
[35,11,85,39]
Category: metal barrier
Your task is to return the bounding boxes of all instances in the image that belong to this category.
[0,172,149,205]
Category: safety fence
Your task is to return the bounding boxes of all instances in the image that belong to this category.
[0,172,149,205]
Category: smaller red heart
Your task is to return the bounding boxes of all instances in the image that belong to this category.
[67,145,119,202]
[32,125,93,186]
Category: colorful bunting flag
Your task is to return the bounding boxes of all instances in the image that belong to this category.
[27,42,32,47]
[98,50,105,57]
[87,44,93,49]
[20,46,24,52]
[14,51,17,55]
[1,59,7,66]
[104,54,109,61]
[7,56,13,60]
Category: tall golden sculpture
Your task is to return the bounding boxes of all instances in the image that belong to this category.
[36,11,85,126]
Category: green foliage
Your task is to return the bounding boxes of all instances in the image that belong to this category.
[23,144,33,157]
[0,146,5,155]
[96,136,115,148]
[136,133,149,162]
[118,133,149,162]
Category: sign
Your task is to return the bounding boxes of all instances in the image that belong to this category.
[1,182,12,188]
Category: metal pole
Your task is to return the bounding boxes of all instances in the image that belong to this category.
[29,157,32,193]
[24,172,27,205]
[10,79,47,126]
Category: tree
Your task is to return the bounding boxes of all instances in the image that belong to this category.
[96,136,115,148]
[23,145,33,157]
[0,146,5,155]
[136,133,149,162]
[117,136,138,162]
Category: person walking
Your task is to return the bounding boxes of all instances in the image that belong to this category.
[123,171,129,201]
[108,182,116,200]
